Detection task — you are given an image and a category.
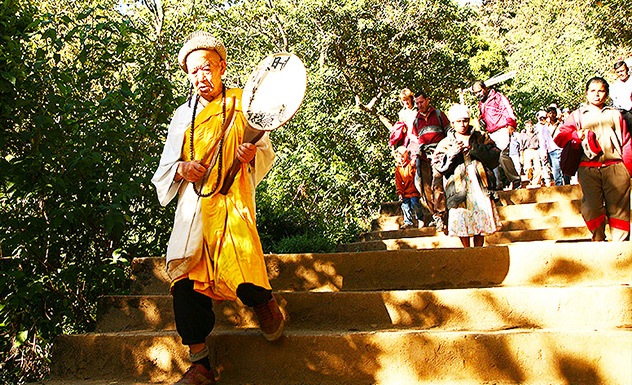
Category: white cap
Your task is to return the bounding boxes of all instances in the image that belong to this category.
[178,31,227,72]
[447,104,470,122]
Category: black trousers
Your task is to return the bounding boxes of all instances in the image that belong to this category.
[499,147,521,188]
[172,279,272,345]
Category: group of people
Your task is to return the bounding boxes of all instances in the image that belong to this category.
[147,29,632,384]
[392,86,504,248]
[391,61,632,247]
[392,89,449,232]
[508,105,572,188]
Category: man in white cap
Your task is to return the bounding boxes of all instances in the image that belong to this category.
[152,31,283,384]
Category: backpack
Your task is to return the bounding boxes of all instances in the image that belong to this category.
[389,121,408,148]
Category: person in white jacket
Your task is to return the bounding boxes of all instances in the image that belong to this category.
[151,31,282,385]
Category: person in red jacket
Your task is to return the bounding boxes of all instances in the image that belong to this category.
[555,76,632,241]
[395,146,424,229]
[472,80,522,190]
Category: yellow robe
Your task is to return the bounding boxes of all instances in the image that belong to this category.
[177,89,271,301]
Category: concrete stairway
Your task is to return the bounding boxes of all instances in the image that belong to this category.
[46,186,632,385]
[338,184,591,251]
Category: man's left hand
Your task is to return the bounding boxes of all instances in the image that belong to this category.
[237,143,257,164]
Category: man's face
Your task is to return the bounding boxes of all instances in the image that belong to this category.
[415,95,430,113]
[472,84,488,102]
[186,49,226,101]
[615,65,630,82]
[547,110,557,123]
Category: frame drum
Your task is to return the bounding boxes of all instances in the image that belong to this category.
[242,53,307,131]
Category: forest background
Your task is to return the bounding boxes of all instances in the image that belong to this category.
[0,0,629,383]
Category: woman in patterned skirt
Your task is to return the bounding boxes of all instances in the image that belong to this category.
[432,104,502,247]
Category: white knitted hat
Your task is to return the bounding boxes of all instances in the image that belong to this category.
[447,104,470,122]
[178,31,227,72]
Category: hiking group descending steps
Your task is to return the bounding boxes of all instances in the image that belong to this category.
[390,67,632,246]
[44,32,632,385]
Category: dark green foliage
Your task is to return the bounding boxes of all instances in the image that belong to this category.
[0,2,176,382]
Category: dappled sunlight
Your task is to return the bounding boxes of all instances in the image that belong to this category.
[300,334,383,381]
[130,257,172,295]
[294,263,343,291]
[267,253,344,292]
[381,291,444,328]
[66,215,632,384]
[390,235,463,250]
[497,184,582,206]
[96,296,172,332]
[138,298,165,329]
[370,334,427,385]
[529,257,590,285]
[556,355,602,385]
[51,332,189,383]
[456,289,537,330]
[136,336,188,382]
[216,300,259,328]
[145,341,180,378]
[543,331,632,385]
[209,332,383,383]
[304,335,378,376]
[367,331,528,383]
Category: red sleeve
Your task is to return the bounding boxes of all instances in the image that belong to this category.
[395,167,404,196]
[554,110,582,148]
[618,113,632,176]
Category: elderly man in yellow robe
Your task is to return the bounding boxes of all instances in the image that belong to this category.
[152,31,283,385]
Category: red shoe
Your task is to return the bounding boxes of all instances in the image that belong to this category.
[174,363,215,385]
[253,295,285,341]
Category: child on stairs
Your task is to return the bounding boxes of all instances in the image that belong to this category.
[394,146,425,229]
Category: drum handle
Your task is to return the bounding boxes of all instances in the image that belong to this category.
[219,130,265,195]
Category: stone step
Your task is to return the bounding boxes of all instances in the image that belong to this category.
[496,183,582,205]
[339,226,591,251]
[495,199,581,220]
[361,215,586,242]
[50,329,632,385]
[96,286,632,333]
[499,215,586,231]
[131,242,632,295]
[372,200,582,232]
[378,185,582,217]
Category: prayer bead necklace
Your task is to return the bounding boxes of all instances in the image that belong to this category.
[189,86,226,197]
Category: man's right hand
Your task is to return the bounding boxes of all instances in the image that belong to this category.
[175,160,208,182]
